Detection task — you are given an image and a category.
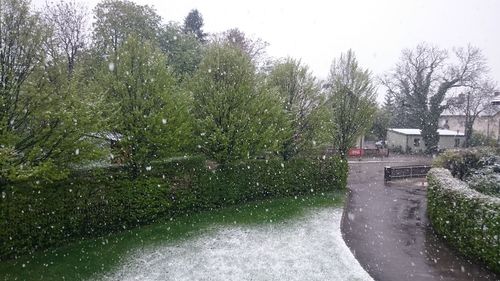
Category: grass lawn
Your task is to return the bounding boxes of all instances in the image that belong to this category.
[0,191,345,281]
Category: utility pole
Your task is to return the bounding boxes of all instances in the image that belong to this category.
[464,91,471,147]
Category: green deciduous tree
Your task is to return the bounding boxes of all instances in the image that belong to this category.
[97,36,192,175]
[92,0,161,58]
[267,58,325,160]
[190,43,285,163]
[158,23,203,78]
[0,0,45,134]
[369,106,390,141]
[327,50,377,158]
[0,0,98,183]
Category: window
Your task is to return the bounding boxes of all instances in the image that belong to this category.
[455,138,461,147]
[414,138,420,147]
[443,119,449,129]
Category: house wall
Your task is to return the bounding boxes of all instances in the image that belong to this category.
[408,135,425,153]
[387,131,465,153]
[439,113,500,141]
[387,131,409,152]
[438,135,465,150]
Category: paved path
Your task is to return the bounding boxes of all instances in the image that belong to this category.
[341,156,499,281]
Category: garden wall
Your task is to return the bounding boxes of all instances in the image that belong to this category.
[427,168,500,273]
[0,156,347,260]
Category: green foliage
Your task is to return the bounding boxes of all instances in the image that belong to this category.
[386,94,417,128]
[427,168,500,273]
[0,156,347,260]
[92,0,161,57]
[190,43,286,163]
[468,172,500,197]
[0,192,344,281]
[159,23,204,77]
[368,107,390,140]
[433,147,495,180]
[469,132,498,147]
[267,58,325,160]
[183,9,206,42]
[466,155,500,197]
[327,50,377,158]
[0,0,101,183]
[434,148,500,197]
[96,36,193,174]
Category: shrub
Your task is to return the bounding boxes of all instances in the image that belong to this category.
[433,147,495,180]
[467,156,500,197]
[0,156,346,260]
[389,145,403,154]
[434,148,500,197]
[427,168,500,273]
[468,172,500,197]
[469,132,498,148]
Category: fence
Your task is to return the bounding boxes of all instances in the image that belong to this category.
[348,148,389,158]
[384,165,431,182]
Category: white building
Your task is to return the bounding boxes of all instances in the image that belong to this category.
[438,93,500,142]
[439,111,500,142]
[387,128,465,153]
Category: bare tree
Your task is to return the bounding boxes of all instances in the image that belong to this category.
[43,0,89,76]
[213,28,269,66]
[447,81,497,147]
[92,0,161,59]
[0,0,45,133]
[382,43,488,153]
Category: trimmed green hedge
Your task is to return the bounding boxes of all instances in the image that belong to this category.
[0,156,347,260]
[427,168,500,273]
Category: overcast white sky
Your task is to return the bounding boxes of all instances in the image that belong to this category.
[33,0,500,101]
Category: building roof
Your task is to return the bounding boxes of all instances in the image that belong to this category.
[388,128,464,136]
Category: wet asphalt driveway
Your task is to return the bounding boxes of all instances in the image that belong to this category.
[341,156,499,281]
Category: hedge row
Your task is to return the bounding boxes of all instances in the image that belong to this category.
[0,156,347,260]
[427,168,500,273]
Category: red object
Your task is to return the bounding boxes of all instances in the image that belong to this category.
[348,148,364,157]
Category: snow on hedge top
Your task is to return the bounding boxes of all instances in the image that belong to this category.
[428,168,500,204]
[389,128,464,136]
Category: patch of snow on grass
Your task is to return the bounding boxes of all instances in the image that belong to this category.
[99,208,373,281]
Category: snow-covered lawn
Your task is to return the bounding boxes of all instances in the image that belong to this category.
[99,208,372,281]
